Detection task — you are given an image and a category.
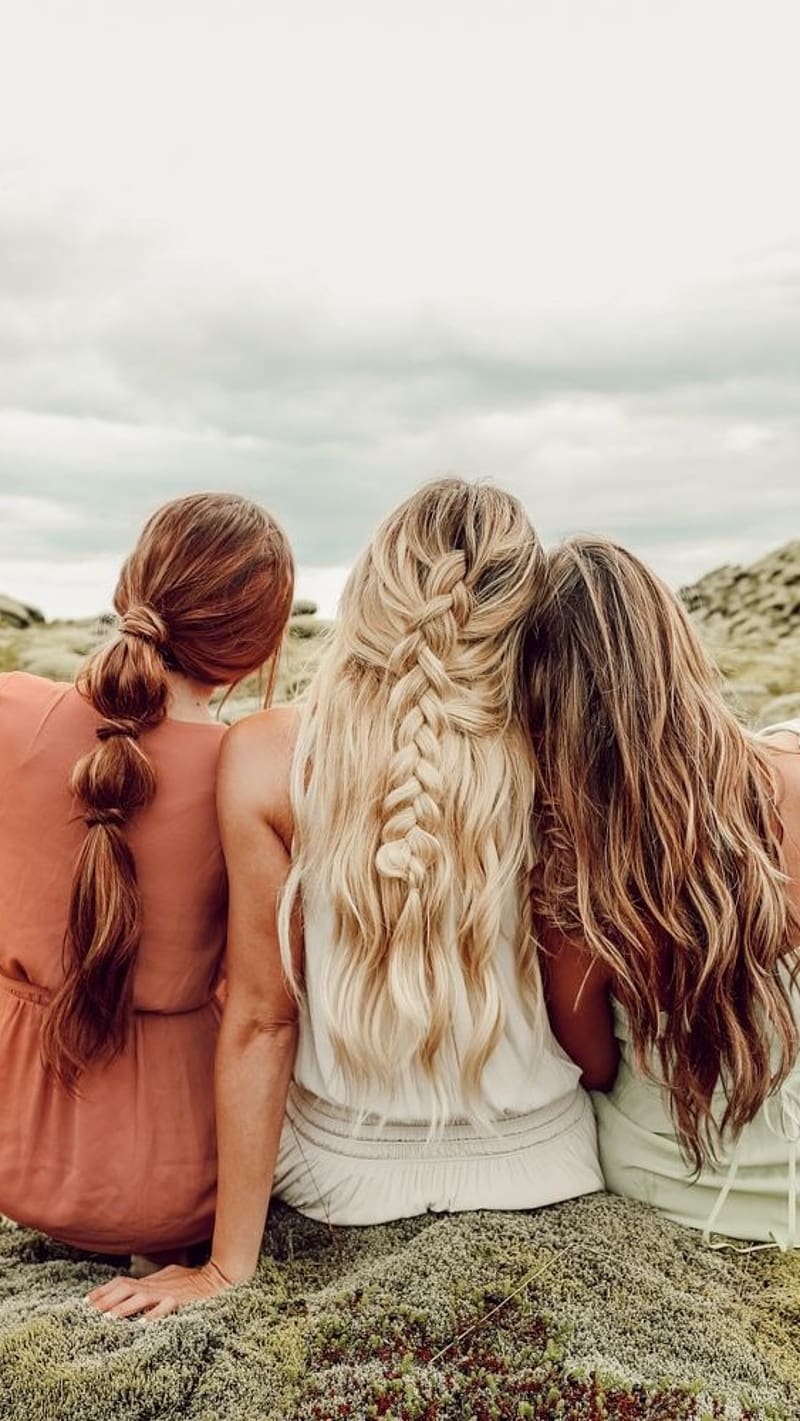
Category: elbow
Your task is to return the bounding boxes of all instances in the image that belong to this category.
[580,1054,619,1093]
[223,1008,298,1051]
[247,1016,298,1046]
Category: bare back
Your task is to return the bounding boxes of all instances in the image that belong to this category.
[760,724,800,935]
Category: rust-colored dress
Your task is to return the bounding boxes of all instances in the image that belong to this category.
[0,672,227,1254]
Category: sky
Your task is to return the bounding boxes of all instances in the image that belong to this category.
[1,0,799,619]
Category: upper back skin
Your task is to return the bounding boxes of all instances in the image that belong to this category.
[760,727,800,934]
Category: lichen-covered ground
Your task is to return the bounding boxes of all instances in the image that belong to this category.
[1,1194,799,1420]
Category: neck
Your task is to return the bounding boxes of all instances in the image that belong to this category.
[164,672,219,723]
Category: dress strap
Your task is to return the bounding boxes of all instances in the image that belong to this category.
[702,1146,743,1248]
[703,1077,800,1253]
[759,719,800,749]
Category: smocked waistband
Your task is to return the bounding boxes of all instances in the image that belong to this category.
[0,966,216,1016]
[285,1081,588,1161]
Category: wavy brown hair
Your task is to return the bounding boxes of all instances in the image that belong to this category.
[279,480,544,1124]
[525,535,800,1169]
[41,492,294,1088]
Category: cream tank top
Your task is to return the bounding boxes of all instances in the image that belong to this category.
[596,719,800,1249]
[273,881,603,1225]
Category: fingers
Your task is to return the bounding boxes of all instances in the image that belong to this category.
[86,1263,185,1309]
[85,1260,229,1321]
[86,1277,138,1311]
[86,1278,176,1320]
[105,1290,160,1320]
[142,1296,178,1323]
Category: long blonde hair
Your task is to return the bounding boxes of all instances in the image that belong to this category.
[525,536,799,1168]
[280,479,544,1119]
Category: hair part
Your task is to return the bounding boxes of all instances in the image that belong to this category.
[41,492,295,1088]
[279,479,544,1123]
[525,535,800,1168]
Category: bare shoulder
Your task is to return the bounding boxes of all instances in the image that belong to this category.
[760,729,800,796]
[223,704,301,761]
[759,730,800,863]
[218,706,300,847]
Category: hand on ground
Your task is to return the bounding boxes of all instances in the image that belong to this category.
[86,1260,233,1320]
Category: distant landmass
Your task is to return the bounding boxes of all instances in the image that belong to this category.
[679,539,800,725]
[2,541,800,724]
[0,598,329,715]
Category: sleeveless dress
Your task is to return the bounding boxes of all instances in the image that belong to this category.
[595,719,800,1249]
[0,672,227,1254]
[272,882,603,1225]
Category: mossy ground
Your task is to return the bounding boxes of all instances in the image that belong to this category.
[2,1194,799,1420]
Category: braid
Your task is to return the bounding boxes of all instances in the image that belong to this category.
[280,480,545,1123]
[367,556,469,1101]
[375,551,467,887]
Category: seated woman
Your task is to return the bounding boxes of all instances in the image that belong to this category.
[90,478,602,1318]
[0,492,293,1267]
[525,535,800,1249]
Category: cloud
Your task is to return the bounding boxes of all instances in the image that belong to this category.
[2,213,798,586]
[3,211,800,433]
[1,0,799,613]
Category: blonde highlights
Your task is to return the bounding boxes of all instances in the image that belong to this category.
[526,536,800,1168]
[280,480,544,1119]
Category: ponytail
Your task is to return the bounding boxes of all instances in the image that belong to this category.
[41,492,294,1088]
[41,607,169,1087]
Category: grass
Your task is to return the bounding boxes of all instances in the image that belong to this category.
[2,1195,799,1420]
[0,640,20,673]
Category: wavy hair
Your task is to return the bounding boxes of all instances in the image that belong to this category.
[280,479,544,1121]
[525,535,800,1168]
[42,492,295,1088]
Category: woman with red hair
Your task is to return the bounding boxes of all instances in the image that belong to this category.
[0,491,294,1267]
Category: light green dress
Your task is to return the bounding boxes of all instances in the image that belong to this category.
[595,719,800,1251]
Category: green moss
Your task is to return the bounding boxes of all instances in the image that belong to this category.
[3,1197,798,1419]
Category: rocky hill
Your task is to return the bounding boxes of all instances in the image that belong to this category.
[680,540,800,725]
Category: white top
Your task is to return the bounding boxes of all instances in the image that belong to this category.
[274,878,602,1225]
[294,880,584,1122]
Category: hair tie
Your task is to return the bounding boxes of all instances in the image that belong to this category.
[118,605,168,646]
[85,807,126,829]
[96,719,140,742]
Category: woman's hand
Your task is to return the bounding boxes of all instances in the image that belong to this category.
[86,1259,234,1321]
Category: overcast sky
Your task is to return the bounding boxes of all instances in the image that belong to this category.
[1,0,799,618]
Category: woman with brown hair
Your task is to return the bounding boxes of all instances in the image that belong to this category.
[0,491,294,1265]
[525,535,800,1247]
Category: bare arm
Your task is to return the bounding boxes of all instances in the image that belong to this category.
[88,707,300,1318]
[760,731,800,929]
[208,711,300,1283]
[540,929,619,1091]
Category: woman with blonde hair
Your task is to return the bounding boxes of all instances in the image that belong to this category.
[0,492,294,1265]
[90,478,601,1319]
[525,535,800,1248]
